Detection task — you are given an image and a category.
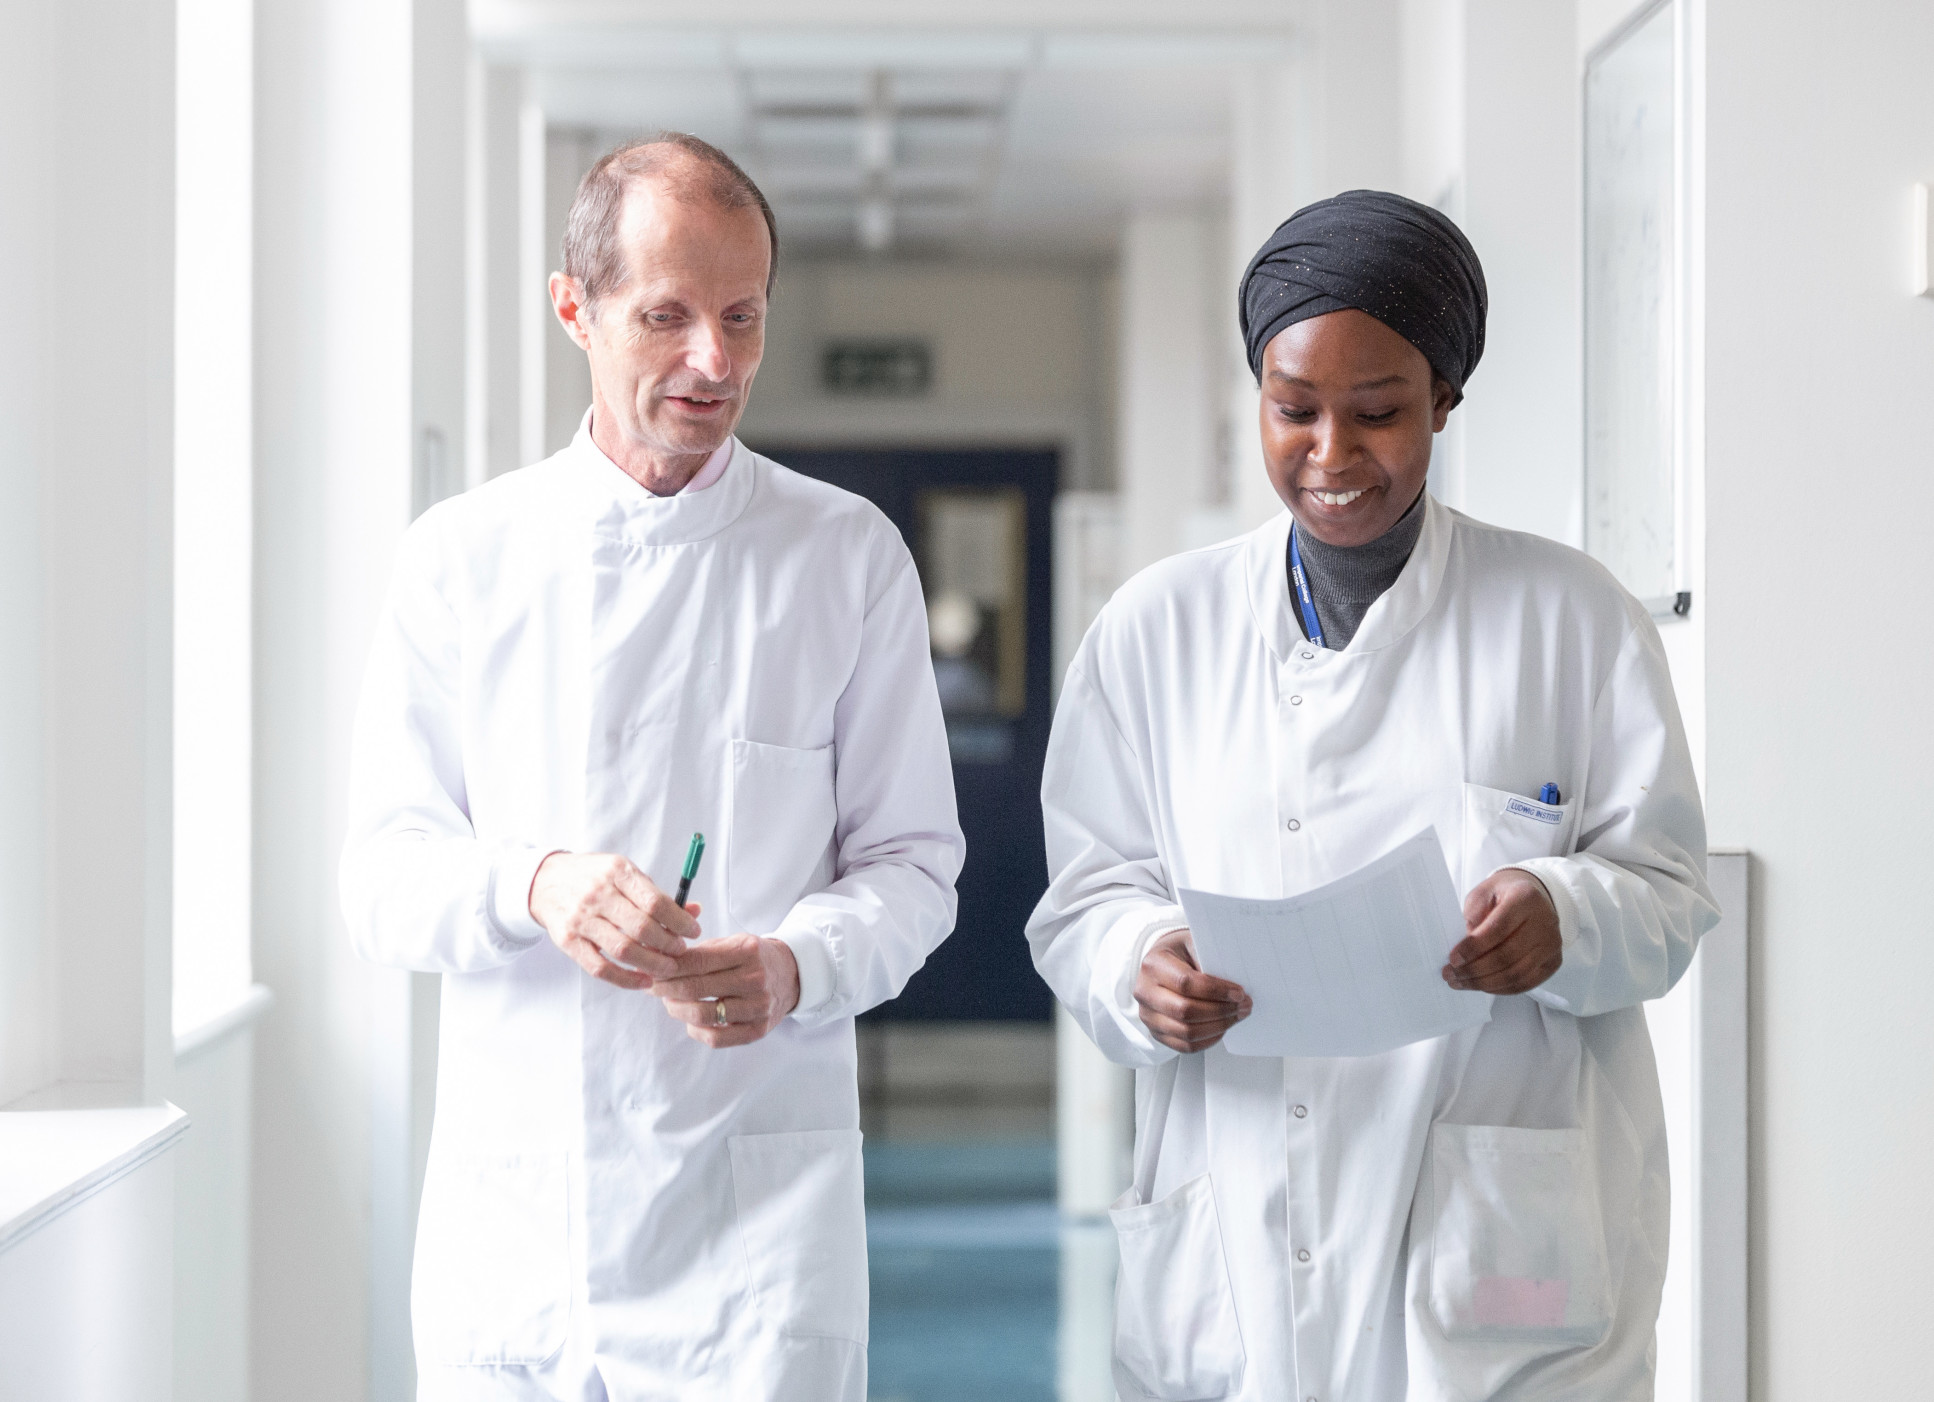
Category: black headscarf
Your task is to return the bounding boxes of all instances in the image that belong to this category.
[1239,190,1488,403]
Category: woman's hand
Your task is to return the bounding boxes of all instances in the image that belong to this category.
[1135,929,1252,1054]
[1443,868,1563,994]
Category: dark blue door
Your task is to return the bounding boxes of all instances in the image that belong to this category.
[757,444,1058,1022]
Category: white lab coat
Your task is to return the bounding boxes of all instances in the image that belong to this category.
[1029,497,1717,1402]
[341,421,962,1401]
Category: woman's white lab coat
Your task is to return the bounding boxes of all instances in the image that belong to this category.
[1028,497,1717,1402]
[341,422,962,1401]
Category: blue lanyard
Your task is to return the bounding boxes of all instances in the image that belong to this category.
[1289,524,1325,649]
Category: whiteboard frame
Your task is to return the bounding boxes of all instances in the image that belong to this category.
[1581,0,1691,619]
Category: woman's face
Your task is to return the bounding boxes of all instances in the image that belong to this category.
[1258,308,1454,547]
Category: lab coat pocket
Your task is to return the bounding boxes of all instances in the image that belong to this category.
[1459,782,1575,894]
[1418,1124,1611,1352]
[411,1151,569,1365]
[1109,1173,1246,1401]
[729,1129,869,1344]
[728,739,838,934]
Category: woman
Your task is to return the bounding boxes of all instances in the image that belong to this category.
[1028,191,1717,1401]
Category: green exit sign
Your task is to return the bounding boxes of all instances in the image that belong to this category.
[822,341,932,396]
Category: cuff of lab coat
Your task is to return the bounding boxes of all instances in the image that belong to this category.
[488,846,556,949]
[778,928,838,1020]
[1507,858,1583,1012]
[1096,903,1190,1053]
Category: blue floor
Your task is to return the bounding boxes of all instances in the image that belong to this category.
[864,1140,1065,1402]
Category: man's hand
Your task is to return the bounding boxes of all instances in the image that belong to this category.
[529,851,699,989]
[1135,929,1252,1055]
[1444,868,1563,994]
[652,935,801,1048]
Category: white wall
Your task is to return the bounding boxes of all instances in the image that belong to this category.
[0,0,56,1111]
[174,0,256,1041]
[0,0,179,1110]
[173,1023,259,1402]
[1117,212,1220,572]
[541,127,599,457]
[469,62,527,482]
[1456,0,1582,544]
[1226,0,1405,532]
[0,0,178,1104]
[736,256,1115,490]
[171,19,263,1401]
[1700,0,1934,1393]
[252,1,469,1398]
[1395,0,1583,541]
[0,1151,178,1401]
[0,4,182,1394]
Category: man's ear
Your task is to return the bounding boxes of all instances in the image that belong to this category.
[1430,376,1456,433]
[548,272,594,352]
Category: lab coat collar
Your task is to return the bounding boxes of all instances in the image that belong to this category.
[566,409,756,546]
[1244,492,1453,661]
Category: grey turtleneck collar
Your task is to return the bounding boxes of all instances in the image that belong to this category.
[1290,488,1427,649]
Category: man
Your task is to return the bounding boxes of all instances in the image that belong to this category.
[342,133,962,1401]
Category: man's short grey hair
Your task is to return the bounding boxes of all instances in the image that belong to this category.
[561,132,778,314]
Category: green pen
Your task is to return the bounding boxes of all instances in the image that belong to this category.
[673,831,705,910]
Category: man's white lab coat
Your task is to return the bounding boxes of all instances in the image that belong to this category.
[1028,496,1717,1402]
[342,421,962,1401]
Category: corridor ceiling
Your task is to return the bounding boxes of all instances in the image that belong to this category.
[474,8,1304,258]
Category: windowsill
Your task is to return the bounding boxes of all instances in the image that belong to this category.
[174,982,274,1061]
[0,1089,189,1255]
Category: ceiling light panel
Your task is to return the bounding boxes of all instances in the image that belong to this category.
[534,67,742,130]
[730,30,1036,71]
[753,113,860,144]
[889,69,1015,106]
[1038,29,1298,69]
[889,174,985,202]
[763,168,869,196]
[744,68,871,107]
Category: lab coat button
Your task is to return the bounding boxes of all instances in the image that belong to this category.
[1286,819,1301,832]
[1290,695,1303,706]
[1292,1104,1308,1118]
[1297,1248,1312,1263]
[1300,651,1316,661]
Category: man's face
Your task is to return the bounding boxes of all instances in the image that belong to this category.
[559,180,771,469]
[1258,308,1453,547]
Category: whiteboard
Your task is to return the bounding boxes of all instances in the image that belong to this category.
[1583,0,1680,610]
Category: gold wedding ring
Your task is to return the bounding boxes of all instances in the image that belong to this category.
[714,999,729,1028]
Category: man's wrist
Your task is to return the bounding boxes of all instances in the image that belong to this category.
[774,930,834,1017]
[489,846,559,946]
[763,937,802,1018]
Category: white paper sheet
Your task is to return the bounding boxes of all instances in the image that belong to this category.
[1178,828,1493,1058]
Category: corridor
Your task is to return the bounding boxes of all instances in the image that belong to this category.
[0,1,1930,1400]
